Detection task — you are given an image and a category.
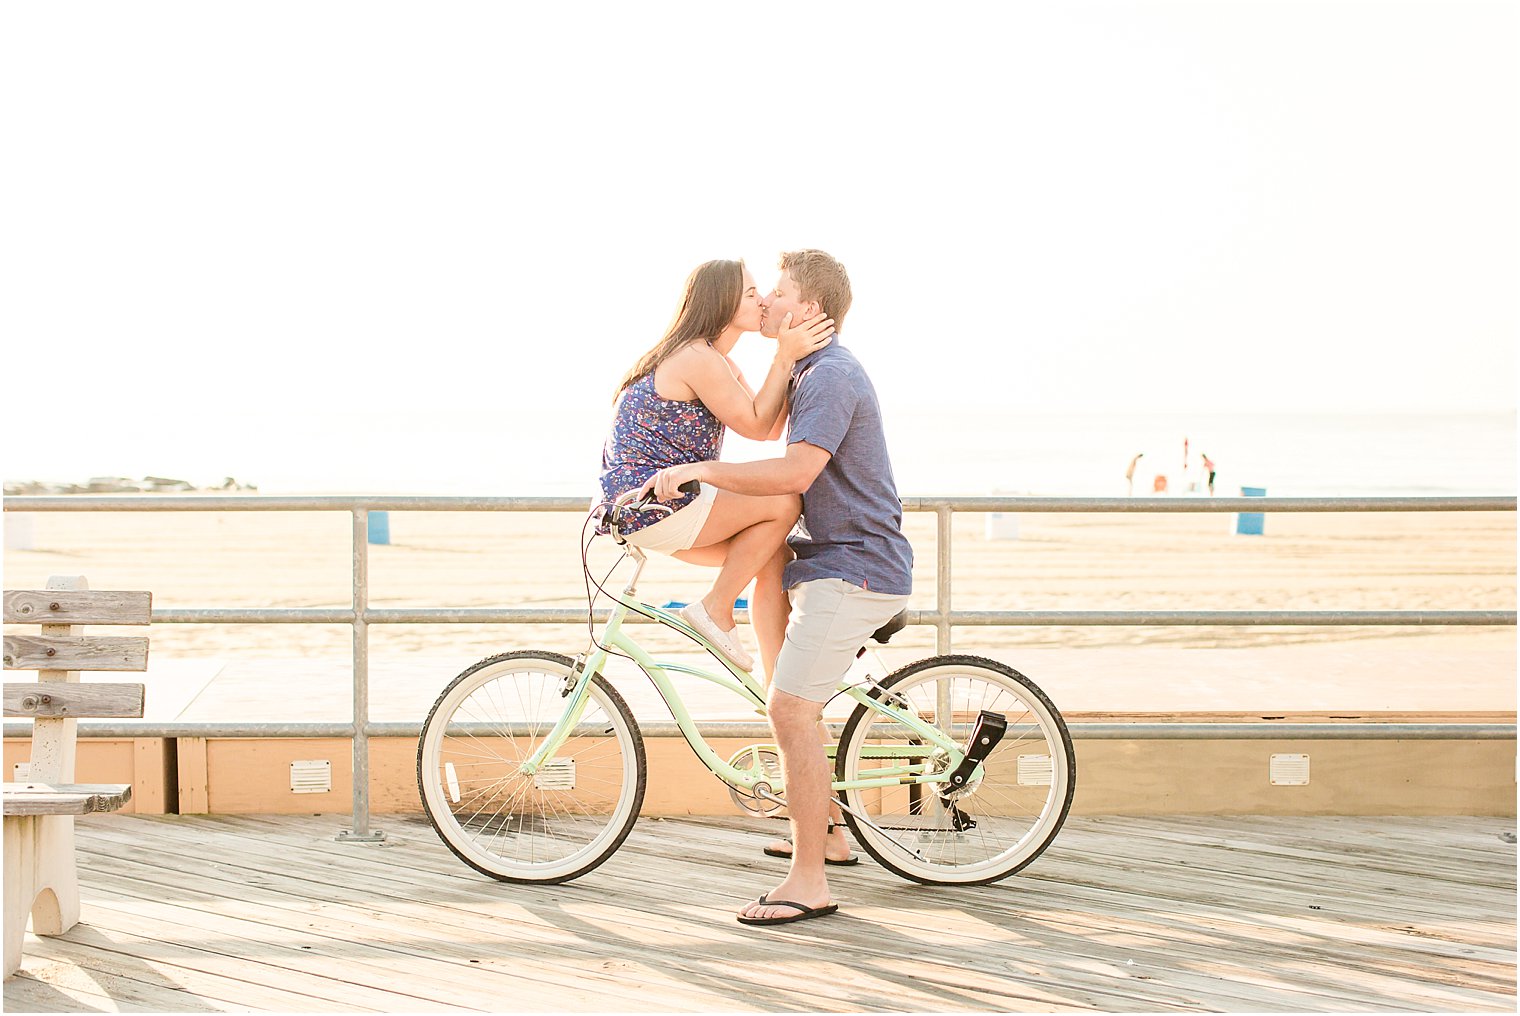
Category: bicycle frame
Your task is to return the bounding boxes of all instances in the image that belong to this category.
[525,546,968,797]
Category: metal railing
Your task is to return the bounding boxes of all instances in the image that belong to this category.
[5,493,1515,839]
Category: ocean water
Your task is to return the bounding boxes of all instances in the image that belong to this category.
[868,410,1519,498]
[334,409,1517,498]
[5,410,1514,499]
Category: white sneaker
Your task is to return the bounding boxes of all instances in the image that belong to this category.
[679,602,754,672]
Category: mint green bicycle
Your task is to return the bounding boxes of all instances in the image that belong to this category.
[417,484,1075,886]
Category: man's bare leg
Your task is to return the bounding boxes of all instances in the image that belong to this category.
[738,689,834,920]
[762,716,854,862]
[755,547,853,862]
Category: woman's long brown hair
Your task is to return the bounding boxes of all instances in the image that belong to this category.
[615,259,744,397]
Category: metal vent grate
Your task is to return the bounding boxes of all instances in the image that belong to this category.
[290,759,332,794]
[534,758,577,790]
[1270,753,1310,786]
[1017,754,1054,786]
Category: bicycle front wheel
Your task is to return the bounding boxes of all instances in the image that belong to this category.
[416,651,646,883]
[836,655,1075,885]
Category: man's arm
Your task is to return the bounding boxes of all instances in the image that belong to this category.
[644,442,830,501]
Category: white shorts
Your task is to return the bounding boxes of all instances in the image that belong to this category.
[772,578,911,703]
[622,483,719,555]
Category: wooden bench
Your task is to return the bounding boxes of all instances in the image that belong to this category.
[3,577,149,979]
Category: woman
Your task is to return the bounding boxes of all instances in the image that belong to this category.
[598,258,832,674]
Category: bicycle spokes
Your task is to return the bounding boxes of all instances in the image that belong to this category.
[418,653,646,884]
[835,657,1075,884]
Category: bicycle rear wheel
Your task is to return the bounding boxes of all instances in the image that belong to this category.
[416,650,646,883]
[835,654,1075,885]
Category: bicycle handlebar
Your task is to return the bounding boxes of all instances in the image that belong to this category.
[607,480,702,536]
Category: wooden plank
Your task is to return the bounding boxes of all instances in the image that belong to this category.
[3,636,149,673]
[4,682,145,719]
[30,911,478,1012]
[68,824,1138,1012]
[130,739,168,816]
[625,825,1517,1008]
[74,814,1514,1013]
[227,840,1508,1010]
[73,865,1093,1013]
[3,782,132,815]
[21,932,396,1012]
[4,589,152,626]
[1071,817,1516,895]
[28,575,86,788]
[2,972,182,1013]
[68,841,866,1010]
[11,957,244,1013]
[176,737,208,814]
[212,808,1520,971]
[11,812,1514,1013]
[72,885,627,1012]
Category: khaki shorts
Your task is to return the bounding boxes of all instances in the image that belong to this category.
[622,483,718,555]
[772,578,911,703]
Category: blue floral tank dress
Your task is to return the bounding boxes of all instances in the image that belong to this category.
[597,370,724,535]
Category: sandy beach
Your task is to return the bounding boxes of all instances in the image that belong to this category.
[3,503,1514,723]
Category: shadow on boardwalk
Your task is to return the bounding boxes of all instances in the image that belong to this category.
[6,813,1516,1012]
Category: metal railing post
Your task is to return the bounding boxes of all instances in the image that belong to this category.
[337,506,384,842]
[936,505,952,654]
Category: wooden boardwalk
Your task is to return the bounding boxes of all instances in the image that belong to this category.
[5,813,1515,1012]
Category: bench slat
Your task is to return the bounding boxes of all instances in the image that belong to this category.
[3,682,146,719]
[3,590,152,626]
[2,636,149,672]
[2,782,132,816]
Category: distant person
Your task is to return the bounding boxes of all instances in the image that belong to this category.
[598,259,834,672]
[1125,453,1145,496]
[1201,453,1217,496]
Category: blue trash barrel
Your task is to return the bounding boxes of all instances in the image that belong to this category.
[367,511,391,545]
[1235,487,1266,535]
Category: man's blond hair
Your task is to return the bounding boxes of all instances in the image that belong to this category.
[781,249,852,331]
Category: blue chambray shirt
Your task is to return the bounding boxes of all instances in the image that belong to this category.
[782,337,914,595]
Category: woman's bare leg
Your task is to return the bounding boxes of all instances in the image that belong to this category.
[673,490,800,631]
[750,544,791,683]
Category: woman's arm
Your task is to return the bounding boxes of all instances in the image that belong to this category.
[722,353,758,401]
[725,353,795,440]
[714,352,790,441]
[677,313,832,440]
[765,395,788,442]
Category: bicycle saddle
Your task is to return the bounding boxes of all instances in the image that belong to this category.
[871,609,908,644]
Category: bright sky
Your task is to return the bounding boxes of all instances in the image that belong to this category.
[2,1,1515,486]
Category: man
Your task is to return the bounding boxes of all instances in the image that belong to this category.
[642,249,913,926]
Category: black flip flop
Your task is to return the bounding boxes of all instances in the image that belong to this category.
[762,842,860,866]
[761,819,861,866]
[737,896,840,926]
